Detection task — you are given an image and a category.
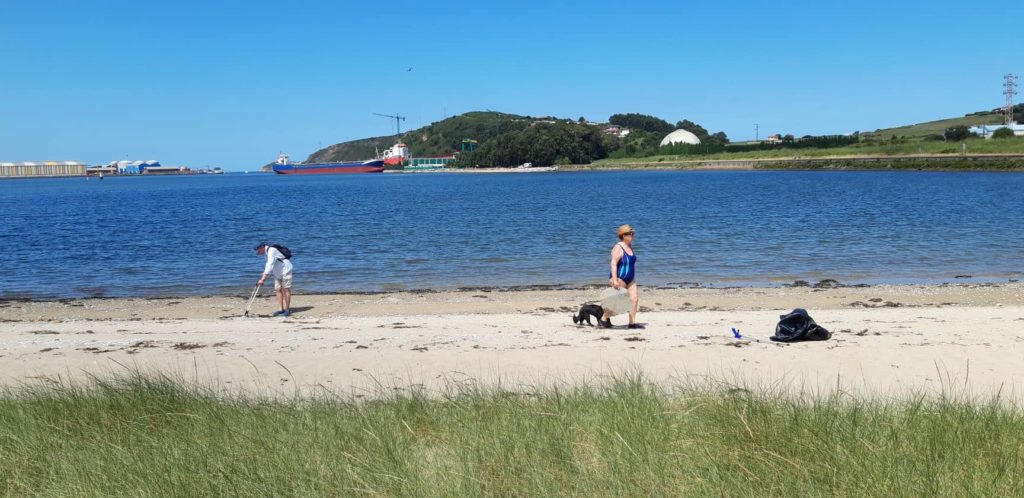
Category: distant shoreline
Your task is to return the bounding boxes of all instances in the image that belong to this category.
[583,153,1024,172]
[384,153,1024,173]
[3,275,1018,302]
[5,155,1024,179]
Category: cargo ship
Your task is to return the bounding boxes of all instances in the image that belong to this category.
[382,143,410,166]
[271,153,385,175]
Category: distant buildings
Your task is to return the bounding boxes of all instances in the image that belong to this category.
[104,160,161,174]
[766,134,783,144]
[0,161,87,178]
[602,125,631,138]
[2,158,212,179]
[969,123,1024,138]
[407,155,457,170]
[93,160,195,175]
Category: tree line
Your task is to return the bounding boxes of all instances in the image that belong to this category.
[453,122,613,167]
[660,134,860,156]
[454,112,871,166]
[609,113,730,145]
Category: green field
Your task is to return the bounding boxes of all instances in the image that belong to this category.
[592,111,1024,167]
[868,112,1004,139]
[2,373,1022,496]
[593,136,1024,167]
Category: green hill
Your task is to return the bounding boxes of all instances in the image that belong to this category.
[305,135,397,163]
[306,111,534,163]
[868,104,1023,139]
[298,106,1024,169]
[867,112,1004,139]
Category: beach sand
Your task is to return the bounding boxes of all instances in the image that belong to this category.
[2,283,1023,399]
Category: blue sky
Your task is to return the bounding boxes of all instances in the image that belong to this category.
[1,0,1020,170]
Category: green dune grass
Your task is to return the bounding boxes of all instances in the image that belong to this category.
[1,373,1021,496]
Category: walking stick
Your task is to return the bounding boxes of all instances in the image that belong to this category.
[244,283,262,317]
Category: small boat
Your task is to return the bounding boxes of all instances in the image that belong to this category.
[271,153,385,175]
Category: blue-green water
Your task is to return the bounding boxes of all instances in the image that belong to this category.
[2,171,1022,298]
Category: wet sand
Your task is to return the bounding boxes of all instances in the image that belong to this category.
[2,283,1023,399]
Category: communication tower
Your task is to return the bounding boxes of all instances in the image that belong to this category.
[1004,73,1018,125]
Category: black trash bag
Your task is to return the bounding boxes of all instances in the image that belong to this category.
[770,308,831,342]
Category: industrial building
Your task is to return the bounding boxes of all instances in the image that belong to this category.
[87,160,190,175]
[102,160,162,174]
[139,165,190,175]
[660,129,702,146]
[407,155,457,170]
[0,161,87,178]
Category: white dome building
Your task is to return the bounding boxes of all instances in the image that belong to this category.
[660,129,701,146]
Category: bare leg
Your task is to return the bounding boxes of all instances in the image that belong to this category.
[283,288,291,311]
[276,288,284,312]
[627,281,639,325]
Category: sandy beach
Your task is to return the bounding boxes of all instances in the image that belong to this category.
[3,283,1023,399]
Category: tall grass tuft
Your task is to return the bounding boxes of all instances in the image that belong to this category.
[1,371,1022,496]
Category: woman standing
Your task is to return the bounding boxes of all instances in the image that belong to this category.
[602,224,642,329]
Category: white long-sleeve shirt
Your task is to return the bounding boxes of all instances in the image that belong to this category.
[263,246,293,278]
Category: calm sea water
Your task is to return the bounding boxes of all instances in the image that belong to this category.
[2,171,1022,299]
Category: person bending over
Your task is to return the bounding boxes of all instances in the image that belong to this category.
[254,242,293,317]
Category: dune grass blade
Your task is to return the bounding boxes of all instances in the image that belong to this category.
[1,372,1022,496]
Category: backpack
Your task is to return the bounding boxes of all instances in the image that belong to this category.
[770,308,831,342]
[270,244,292,260]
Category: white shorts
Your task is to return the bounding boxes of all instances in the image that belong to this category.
[274,273,293,290]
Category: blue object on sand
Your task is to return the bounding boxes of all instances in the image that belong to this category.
[731,328,743,339]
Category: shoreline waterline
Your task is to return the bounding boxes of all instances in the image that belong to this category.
[2,273,1021,301]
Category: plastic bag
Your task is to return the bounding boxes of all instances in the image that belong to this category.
[770,308,831,342]
[599,287,631,316]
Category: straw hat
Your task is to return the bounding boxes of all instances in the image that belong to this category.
[616,224,635,237]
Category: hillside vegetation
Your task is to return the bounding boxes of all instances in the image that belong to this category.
[457,121,612,167]
[595,136,1024,166]
[307,111,730,167]
[302,105,1024,169]
[307,112,531,163]
[867,112,1005,139]
[595,104,1024,166]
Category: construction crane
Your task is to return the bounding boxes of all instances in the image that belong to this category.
[374,113,407,135]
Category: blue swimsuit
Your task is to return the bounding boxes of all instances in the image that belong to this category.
[611,243,637,284]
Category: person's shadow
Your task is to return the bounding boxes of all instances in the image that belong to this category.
[288,306,315,315]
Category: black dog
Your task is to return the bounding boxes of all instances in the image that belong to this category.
[572,304,610,327]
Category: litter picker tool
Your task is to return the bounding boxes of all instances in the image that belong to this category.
[244,283,262,317]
